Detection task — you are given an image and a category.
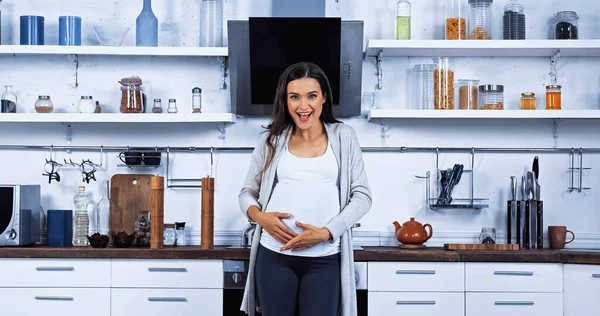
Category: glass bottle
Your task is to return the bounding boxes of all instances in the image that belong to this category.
[395,0,411,40]
[1,85,17,113]
[134,210,151,247]
[554,11,579,40]
[479,85,504,110]
[72,186,90,246]
[446,0,466,40]
[503,0,525,40]
[480,227,496,244]
[468,0,493,40]
[199,0,224,47]
[175,222,186,246]
[159,1,180,47]
[164,224,176,246]
[413,64,435,110]
[546,85,561,110]
[457,79,480,110]
[152,98,163,113]
[96,180,111,236]
[35,95,54,113]
[167,98,178,113]
[520,92,536,110]
[136,0,158,47]
[432,57,455,110]
[77,96,96,113]
[192,87,202,113]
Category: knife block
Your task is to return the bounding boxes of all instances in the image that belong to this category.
[201,177,214,249]
[507,199,543,249]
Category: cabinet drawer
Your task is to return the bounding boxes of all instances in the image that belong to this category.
[111,259,222,288]
[564,264,600,316]
[368,292,464,316]
[465,262,562,292]
[0,258,110,287]
[368,262,464,292]
[0,288,110,316]
[111,288,222,316]
[466,293,562,316]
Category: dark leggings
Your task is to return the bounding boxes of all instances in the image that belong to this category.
[255,244,341,316]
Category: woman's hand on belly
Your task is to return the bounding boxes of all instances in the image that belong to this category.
[280,221,332,252]
[255,211,298,244]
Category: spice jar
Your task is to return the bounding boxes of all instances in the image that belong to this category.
[554,11,578,40]
[413,64,435,110]
[192,87,202,113]
[152,98,163,113]
[164,224,176,246]
[446,0,466,40]
[35,95,54,113]
[503,0,525,40]
[119,76,144,113]
[546,85,561,110]
[175,222,186,246]
[457,79,479,110]
[520,92,536,110]
[479,85,504,110]
[432,57,455,110]
[480,227,496,244]
[167,98,178,113]
[468,0,493,40]
[77,96,96,113]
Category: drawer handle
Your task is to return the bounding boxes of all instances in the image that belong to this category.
[36,267,74,271]
[35,296,74,301]
[148,297,188,302]
[148,268,188,273]
[493,271,533,276]
[495,301,534,306]
[396,300,436,305]
[396,270,436,275]
[592,274,600,278]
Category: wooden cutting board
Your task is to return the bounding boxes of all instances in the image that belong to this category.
[110,174,155,235]
[444,243,520,251]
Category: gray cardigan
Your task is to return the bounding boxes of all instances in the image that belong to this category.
[238,122,372,316]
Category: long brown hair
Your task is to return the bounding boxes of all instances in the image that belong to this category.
[259,62,342,177]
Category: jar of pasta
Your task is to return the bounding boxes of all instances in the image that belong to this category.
[446,0,466,40]
[432,57,455,110]
[457,79,479,110]
[479,85,504,110]
[520,92,536,110]
[546,85,561,110]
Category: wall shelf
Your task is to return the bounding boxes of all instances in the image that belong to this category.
[368,109,600,120]
[0,113,236,123]
[365,39,600,58]
[0,45,228,57]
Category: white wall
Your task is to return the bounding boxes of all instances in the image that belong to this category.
[1,0,600,247]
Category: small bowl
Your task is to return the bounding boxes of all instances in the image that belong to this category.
[87,233,110,248]
[112,231,136,248]
[93,26,130,46]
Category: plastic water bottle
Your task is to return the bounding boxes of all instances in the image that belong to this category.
[72,185,90,246]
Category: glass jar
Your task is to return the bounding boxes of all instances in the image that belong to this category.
[152,98,163,113]
[164,223,176,246]
[167,98,178,113]
[479,85,504,110]
[432,57,455,110]
[503,0,525,40]
[175,222,186,246]
[520,92,536,110]
[546,85,561,110]
[395,0,411,39]
[468,0,493,40]
[134,210,151,247]
[192,87,202,113]
[119,76,144,113]
[480,227,496,244]
[554,11,578,40]
[78,96,96,113]
[413,64,435,110]
[1,85,17,113]
[446,0,466,40]
[199,0,224,47]
[35,95,54,113]
[457,79,479,110]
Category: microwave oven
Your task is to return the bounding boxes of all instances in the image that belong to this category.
[0,185,42,246]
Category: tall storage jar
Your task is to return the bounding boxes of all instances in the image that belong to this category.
[433,57,455,110]
[413,64,435,110]
[119,76,144,113]
[468,0,493,39]
[503,0,525,39]
[479,84,504,110]
[199,0,224,47]
[446,0,466,40]
[457,79,479,110]
[554,11,578,39]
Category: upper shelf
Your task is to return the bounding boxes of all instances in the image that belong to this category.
[0,113,236,123]
[368,109,600,120]
[0,45,228,57]
[365,40,600,58]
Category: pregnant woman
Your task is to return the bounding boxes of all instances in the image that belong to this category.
[238,61,372,316]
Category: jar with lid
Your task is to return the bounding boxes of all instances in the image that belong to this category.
[119,76,144,113]
[480,227,496,244]
[163,224,176,246]
[192,87,202,113]
[134,210,151,247]
[457,79,479,110]
[35,95,54,113]
[395,0,411,39]
[167,98,178,113]
[152,98,163,113]
[446,0,466,40]
[468,0,493,40]
[546,85,561,110]
[554,11,578,40]
[503,0,525,40]
[520,92,536,110]
[1,85,17,113]
[432,57,455,110]
[175,222,186,246]
[413,64,435,110]
[200,0,224,47]
[479,85,504,110]
[78,96,96,113]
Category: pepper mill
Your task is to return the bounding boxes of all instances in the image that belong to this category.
[201,176,214,249]
[150,176,164,249]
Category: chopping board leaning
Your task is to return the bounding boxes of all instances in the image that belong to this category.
[109,174,155,240]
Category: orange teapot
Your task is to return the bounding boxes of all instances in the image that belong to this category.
[393,217,433,245]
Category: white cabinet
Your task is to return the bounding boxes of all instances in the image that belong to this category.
[111,289,222,316]
[564,264,600,316]
[0,288,110,316]
[111,259,222,288]
[466,293,563,316]
[369,292,464,316]
[0,258,111,287]
[466,262,563,293]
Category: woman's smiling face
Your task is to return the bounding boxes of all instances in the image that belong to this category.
[286,77,326,131]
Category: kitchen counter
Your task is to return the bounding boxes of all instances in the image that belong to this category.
[1,245,600,264]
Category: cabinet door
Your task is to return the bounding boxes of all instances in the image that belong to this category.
[0,258,110,287]
[368,262,465,292]
[0,288,110,316]
[111,288,222,316]
[465,262,563,293]
[466,293,562,316]
[564,264,600,316]
[368,292,464,316]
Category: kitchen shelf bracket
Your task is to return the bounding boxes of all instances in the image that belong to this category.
[61,122,73,153]
[380,120,389,146]
[567,147,592,192]
[549,50,560,84]
[218,56,228,90]
[552,118,561,148]
[217,123,228,145]
[375,50,383,89]
[68,54,79,88]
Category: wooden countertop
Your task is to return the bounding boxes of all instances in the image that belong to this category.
[1,245,599,264]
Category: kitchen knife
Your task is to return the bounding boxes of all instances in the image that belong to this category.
[510,176,516,201]
[532,156,540,200]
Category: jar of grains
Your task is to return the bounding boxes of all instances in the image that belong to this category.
[479,85,504,110]
[446,0,466,40]
[457,79,479,110]
[433,57,455,110]
[119,76,144,113]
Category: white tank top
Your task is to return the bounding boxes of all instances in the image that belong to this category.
[260,141,341,257]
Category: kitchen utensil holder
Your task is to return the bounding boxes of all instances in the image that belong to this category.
[567,148,591,192]
[507,199,543,249]
[415,148,489,209]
